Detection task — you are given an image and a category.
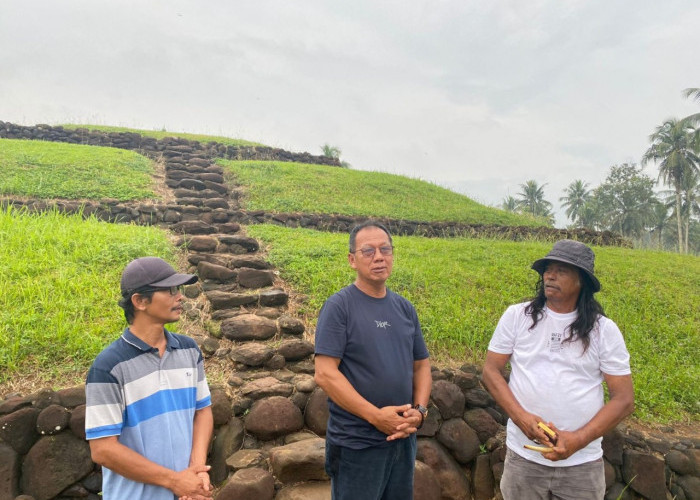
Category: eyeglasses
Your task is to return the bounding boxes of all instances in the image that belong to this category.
[133,285,183,296]
[353,246,394,258]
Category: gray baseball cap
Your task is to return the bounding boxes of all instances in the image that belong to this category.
[120,257,198,295]
[531,239,601,292]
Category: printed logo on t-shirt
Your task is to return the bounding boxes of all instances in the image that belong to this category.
[375,320,391,329]
[548,332,563,352]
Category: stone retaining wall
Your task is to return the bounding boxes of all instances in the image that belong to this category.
[1,370,698,500]
[0,121,340,166]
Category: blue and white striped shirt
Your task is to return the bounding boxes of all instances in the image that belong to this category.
[85,328,211,500]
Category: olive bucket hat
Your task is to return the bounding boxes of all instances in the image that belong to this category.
[531,239,601,292]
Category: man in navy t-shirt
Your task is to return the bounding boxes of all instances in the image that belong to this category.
[315,221,432,500]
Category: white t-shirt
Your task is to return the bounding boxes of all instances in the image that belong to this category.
[488,302,631,466]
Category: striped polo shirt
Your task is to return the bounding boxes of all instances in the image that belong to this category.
[85,327,211,500]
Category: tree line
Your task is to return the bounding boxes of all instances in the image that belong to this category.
[503,88,699,254]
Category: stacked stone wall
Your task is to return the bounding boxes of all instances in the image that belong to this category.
[0,121,340,166]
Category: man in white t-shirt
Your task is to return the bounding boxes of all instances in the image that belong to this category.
[482,240,634,500]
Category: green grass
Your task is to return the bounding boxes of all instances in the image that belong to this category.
[220,160,547,227]
[0,207,176,383]
[0,139,156,201]
[60,124,266,148]
[248,224,700,423]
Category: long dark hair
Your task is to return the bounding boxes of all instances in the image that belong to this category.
[524,270,605,352]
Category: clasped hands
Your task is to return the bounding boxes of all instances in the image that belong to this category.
[371,404,422,441]
[175,466,213,500]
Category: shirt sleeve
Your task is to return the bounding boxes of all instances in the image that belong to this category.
[488,305,519,354]
[410,304,430,360]
[598,318,632,376]
[314,296,348,359]
[84,365,125,440]
[195,348,212,410]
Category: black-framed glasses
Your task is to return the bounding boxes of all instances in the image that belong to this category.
[353,246,394,258]
[133,285,183,296]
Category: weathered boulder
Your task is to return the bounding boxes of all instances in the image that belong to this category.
[0,441,19,500]
[676,475,700,500]
[294,374,316,393]
[622,449,666,500]
[463,408,502,443]
[414,459,441,500]
[217,467,274,500]
[226,449,266,472]
[198,261,237,283]
[602,427,625,465]
[210,387,233,426]
[209,418,245,484]
[20,433,93,500]
[240,377,294,399]
[463,388,493,408]
[417,438,470,500]
[230,256,272,270]
[69,404,86,440]
[230,343,274,367]
[416,407,442,438]
[185,235,219,252]
[269,437,328,483]
[304,387,329,436]
[56,386,85,408]
[259,289,288,306]
[436,418,480,465]
[221,314,277,341]
[275,481,331,500]
[666,449,695,476]
[0,407,40,454]
[278,315,305,335]
[472,454,494,500]
[36,404,70,436]
[245,397,304,441]
[431,381,465,419]
[277,339,314,361]
[238,268,275,288]
[218,235,260,252]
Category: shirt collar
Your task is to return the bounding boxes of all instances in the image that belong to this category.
[121,327,183,352]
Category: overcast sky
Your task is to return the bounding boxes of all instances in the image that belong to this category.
[2,0,699,226]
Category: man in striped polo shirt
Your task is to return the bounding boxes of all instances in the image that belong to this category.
[85,257,214,499]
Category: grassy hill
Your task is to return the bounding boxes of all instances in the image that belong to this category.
[220,159,547,226]
[0,138,156,200]
[0,208,176,384]
[60,124,266,148]
[247,224,700,423]
[1,126,698,425]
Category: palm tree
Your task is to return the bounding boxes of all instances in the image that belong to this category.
[321,144,342,159]
[559,180,591,226]
[501,195,518,212]
[516,180,553,221]
[642,118,700,253]
[649,201,670,249]
[681,88,700,126]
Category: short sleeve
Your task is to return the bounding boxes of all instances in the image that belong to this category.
[85,365,125,440]
[314,296,348,358]
[195,351,212,410]
[598,318,632,376]
[488,305,519,355]
[410,305,430,360]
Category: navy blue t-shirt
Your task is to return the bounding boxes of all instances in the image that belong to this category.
[315,284,429,449]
